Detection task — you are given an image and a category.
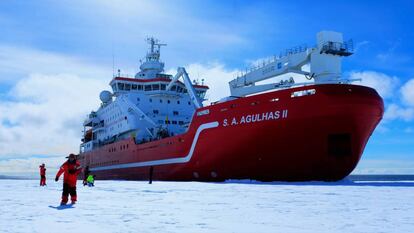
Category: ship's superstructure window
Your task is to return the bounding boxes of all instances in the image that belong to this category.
[125,84,131,91]
[153,110,159,114]
[197,90,206,99]
[177,101,180,104]
[152,84,160,90]
[173,111,179,116]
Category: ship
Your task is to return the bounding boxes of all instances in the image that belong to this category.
[79,31,384,181]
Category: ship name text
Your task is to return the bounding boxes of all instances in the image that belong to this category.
[222,109,288,127]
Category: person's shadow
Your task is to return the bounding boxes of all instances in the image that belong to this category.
[48,204,75,210]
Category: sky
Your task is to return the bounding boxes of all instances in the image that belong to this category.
[0,0,413,176]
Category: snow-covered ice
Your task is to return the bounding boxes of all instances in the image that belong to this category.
[0,179,413,233]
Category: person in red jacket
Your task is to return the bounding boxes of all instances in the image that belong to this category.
[39,163,46,186]
[55,154,82,205]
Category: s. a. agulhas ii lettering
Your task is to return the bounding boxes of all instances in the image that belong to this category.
[222,109,288,127]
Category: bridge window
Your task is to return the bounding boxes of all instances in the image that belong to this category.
[152,84,160,90]
[161,84,166,90]
[145,85,152,91]
[197,91,206,99]
[117,83,124,90]
[132,84,137,90]
[125,84,131,91]
[138,85,143,90]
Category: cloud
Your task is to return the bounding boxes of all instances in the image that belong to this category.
[183,62,239,103]
[47,0,249,68]
[348,71,414,122]
[349,71,399,98]
[0,45,110,158]
[401,79,414,106]
[0,45,111,84]
[0,73,108,157]
[384,103,414,121]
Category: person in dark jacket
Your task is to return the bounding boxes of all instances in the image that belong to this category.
[39,163,46,186]
[83,166,90,186]
[55,154,82,205]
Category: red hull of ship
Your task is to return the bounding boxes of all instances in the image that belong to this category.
[80,84,383,181]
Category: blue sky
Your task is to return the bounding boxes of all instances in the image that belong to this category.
[0,0,413,175]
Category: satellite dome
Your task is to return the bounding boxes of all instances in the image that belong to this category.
[99,90,112,103]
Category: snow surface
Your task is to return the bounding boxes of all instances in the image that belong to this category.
[0,179,413,233]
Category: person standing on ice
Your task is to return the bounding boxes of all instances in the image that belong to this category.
[39,163,46,186]
[86,174,95,187]
[55,154,82,205]
[83,166,90,186]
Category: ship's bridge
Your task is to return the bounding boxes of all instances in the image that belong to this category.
[109,76,208,100]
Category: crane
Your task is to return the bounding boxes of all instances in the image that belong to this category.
[167,67,203,109]
[229,31,354,97]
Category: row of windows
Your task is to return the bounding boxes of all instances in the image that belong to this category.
[152,110,179,115]
[141,98,191,105]
[157,120,184,125]
[108,144,129,153]
[114,82,189,94]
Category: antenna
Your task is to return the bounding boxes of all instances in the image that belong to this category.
[112,52,115,78]
[111,41,115,78]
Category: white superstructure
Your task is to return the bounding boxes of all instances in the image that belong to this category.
[81,38,208,152]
